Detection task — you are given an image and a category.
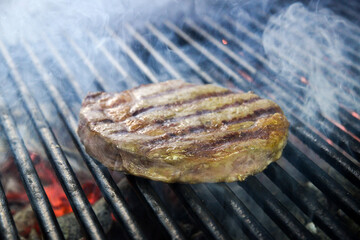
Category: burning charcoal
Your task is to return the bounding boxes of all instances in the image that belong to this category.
[14,198,112,240]
[57,198,112,240]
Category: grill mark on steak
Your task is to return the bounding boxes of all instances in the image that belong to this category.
[114,95,260,133]
[146,106,280,145]
[223,106,281,125]
[133,96,261,130]
[185,129,270,157]
[131,90,232,116]
[164,96,261,124]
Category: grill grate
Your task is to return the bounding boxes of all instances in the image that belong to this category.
[0,0,359,239]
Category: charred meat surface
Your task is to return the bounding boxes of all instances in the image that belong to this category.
[78,80,289,183]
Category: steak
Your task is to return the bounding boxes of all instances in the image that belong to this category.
[78,80,289,183]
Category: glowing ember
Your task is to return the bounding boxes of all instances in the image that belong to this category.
[300,76,309,84]
[326,117,360,143]
[238,70,253,83]
[35,155,102,217]
[222,39,228,45]
[326,138,333,145]
[351,111,360,120]
[4,153,102,218]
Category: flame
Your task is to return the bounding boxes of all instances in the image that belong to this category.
[222,39,228,45]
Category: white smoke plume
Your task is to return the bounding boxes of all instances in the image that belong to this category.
[262,2,359,122]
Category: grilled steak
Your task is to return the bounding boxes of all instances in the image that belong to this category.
[78,80,289,183]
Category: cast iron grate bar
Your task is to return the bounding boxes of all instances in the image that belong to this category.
[206,183,274,240]
[283,143,360,223]
[126,176,187,240]
[264,163,355,239]
[171,184,232,240]
[146,22,216,83]
[0,40,106,240]
[0,95,64,240]
[239,177,314,240]
[0,150,19,240]
[290,123,360,187]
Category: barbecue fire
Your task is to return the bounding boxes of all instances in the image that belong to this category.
[1,152,103,237]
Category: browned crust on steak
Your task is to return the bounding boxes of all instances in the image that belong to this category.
[78,80,289,183]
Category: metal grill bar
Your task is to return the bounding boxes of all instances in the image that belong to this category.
[146,22,215,83]
[239,177,314,240]
[65,35,109,91]
[291,122,360,186]
[42,34,84,99]
[264,163,355,239]
[0,179,19,240]
[107,27,159,83]
[125,24,183,79]
[0,95,64,240]
[164,21,247,87]
[206,183,274,240]
[86,32,135,88]
[284,143,360,223]
[185,18,257,74]
[127,176,186,240]
[0,40,106,240]
[171,184,232,240]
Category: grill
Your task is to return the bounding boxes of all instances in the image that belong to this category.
[0,0,359,239]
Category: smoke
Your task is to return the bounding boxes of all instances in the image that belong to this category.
[262,2,359,122]
[0,0,183,44]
